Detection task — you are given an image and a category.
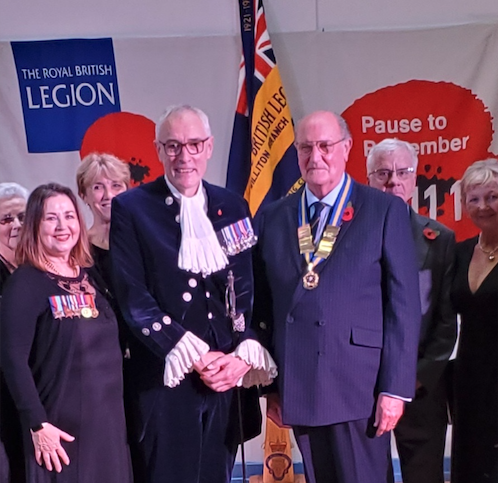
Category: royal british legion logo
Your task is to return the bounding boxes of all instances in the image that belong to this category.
[12,38,121,153]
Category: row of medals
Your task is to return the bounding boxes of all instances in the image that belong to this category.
[298,223,340,290]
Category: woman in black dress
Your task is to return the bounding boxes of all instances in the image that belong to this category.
[0,183,132,483]
[0,182,29,483]
[451,159,498,482]
[76,154,142,478]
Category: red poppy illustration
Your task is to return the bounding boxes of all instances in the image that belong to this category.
[423,227,440,240]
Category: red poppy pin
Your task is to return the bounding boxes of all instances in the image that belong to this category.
[342,202,354,222]
[423,227,440,240]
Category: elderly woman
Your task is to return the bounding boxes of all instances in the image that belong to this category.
[451,158,498,482]
[0,182,29,483]
[0,182,28,288]
[0,183,131,483]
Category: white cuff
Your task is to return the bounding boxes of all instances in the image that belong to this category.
[380,392,412,403]
[232,339,278,388]
[163,331,210,388]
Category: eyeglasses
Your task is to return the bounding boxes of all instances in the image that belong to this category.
[369,167,415,182]
[0,213,25,225]
[158,138,210,156]
[295,138,345,156]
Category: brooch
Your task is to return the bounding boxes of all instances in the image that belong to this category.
[342,202,354,222]
[423,227,440,240]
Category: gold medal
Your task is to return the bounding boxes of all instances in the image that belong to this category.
[298,175,353,291]
[81,307,92,318]
[315,225,340,258]
[303,266,319,290]
[298,225,314,254]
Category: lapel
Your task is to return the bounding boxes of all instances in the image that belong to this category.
[316,180,363,272]
[289,180,365,307]
[280,191,304,275]
[156,178,225,227]
[410,210,430,270]
[204,181,226,228]
[150,176,181,226]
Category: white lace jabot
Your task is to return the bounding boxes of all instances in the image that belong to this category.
[165,177,228,276]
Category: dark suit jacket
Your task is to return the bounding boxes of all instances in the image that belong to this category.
[254,180,421,427]
[110,177,259,439]
[410,211,456,393]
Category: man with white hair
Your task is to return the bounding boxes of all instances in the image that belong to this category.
[110,105,276,483]
[367,138,457,483]
[254,112,421,483]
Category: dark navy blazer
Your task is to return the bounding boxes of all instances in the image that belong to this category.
[110,177,258,437]
[254,180,421,427]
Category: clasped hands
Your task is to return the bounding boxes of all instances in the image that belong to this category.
[193,351,251,392]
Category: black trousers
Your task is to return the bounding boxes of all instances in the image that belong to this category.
[294,417,391,483]
[137,374,238,483]
[391,381,448,483]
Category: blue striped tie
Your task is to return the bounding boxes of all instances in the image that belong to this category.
[310,202,326,242]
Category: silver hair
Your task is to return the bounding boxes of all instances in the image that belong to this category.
[366,138,418,174]
[0,182,29,201]
[155,105,212,140]
[336,113,352,141]
[460,158,498,197]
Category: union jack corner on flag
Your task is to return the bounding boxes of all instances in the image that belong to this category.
[226,0,301,218]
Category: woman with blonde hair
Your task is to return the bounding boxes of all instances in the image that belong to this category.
[451,158,498,482]
[76,153,130,248]
[76,154,141,478]
[76,153,130,295]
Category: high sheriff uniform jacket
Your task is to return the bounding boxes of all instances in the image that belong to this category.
[110,176,260,439]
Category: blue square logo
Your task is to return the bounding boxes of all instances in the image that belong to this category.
[12,38,121,153]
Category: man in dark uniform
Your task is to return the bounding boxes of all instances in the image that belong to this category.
[367,138,457,483]
[110,105,276,483]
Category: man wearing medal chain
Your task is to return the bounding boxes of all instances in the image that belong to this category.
[110,105,276,483]
[253,111,421,483]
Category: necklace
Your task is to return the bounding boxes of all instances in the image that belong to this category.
[44,259,78,277]
[478,234,498,261]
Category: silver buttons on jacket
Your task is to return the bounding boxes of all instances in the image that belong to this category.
[142,328,150,336]
[182,292,192,302]
[175,215,180,223]
[165,196,174,206]
[152,322,162,331]
[188,278,197,288]
[163,315,172,325]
